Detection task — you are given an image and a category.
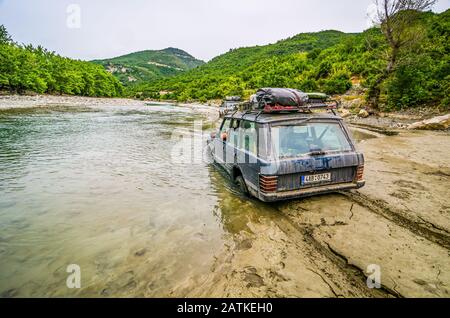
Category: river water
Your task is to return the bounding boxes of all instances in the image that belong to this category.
[0,104,284,297]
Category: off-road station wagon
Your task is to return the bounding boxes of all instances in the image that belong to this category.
[208,88,365,202]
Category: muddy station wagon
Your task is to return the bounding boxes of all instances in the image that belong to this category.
[209,88,365,202]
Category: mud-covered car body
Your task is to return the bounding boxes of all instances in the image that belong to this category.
[209,111,365,202]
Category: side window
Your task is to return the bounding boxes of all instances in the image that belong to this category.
[239,121,257,155]
[220,119,232,134]
[258,124,269,158]
[228,120,240,146]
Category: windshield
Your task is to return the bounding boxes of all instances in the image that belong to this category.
[270,121,352,159]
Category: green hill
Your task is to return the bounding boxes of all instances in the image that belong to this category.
[92,48,204,85]
[200,30,353,75]
[130,10,449,110]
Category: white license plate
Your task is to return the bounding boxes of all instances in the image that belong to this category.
[301,173,332,185]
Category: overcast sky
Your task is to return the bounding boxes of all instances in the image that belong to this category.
[0,0,448,61]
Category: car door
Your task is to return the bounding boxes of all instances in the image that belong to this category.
[224,119,240,173]
[236,120,260,190]
[214,118,231,164]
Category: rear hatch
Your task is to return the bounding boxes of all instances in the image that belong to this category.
[270,153,362,192]
[262,119,362,192]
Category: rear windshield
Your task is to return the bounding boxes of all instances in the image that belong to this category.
[270,121,352,159]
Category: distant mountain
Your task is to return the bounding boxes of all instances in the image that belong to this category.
[92,47,204,85]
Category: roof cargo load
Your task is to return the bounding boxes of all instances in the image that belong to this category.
[255,88,309,108]
[242,88,338,114]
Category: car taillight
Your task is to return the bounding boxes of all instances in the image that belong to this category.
[260,175,278,193]
[356,165,364,181]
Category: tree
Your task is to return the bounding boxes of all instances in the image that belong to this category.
[368,0,437,108]
[0,25,123,97]
[0,25,12,44]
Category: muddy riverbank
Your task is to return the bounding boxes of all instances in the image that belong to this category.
[0,95,449,298]
[0,94,146,109]
[0,95,220,126]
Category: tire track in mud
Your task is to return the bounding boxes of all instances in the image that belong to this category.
[268,208,397,298]
[272,187,450,298]
[213,170,400,297]
[198,167,382,297]
[340,191,450,250]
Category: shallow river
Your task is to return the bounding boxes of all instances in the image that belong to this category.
[0,104,286,297]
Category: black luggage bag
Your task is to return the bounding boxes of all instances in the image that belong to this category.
[255,88,309,108]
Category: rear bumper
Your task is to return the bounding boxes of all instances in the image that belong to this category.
[256,181,365,202]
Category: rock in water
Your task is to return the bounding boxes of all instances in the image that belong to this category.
[407,114,450,130]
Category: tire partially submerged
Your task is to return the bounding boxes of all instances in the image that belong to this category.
[235,175,249,196]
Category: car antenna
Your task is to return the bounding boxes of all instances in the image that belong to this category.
[255,110,264,121]
[240,110,250,119]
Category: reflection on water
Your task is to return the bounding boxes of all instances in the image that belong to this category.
[0,104,282,297]
[349,128,378,142]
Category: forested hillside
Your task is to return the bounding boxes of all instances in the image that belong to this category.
[0,25,123,97]
[92,48,204,85]
[129,9,449,110]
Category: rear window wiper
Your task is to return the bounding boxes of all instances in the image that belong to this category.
[308,149,326,156]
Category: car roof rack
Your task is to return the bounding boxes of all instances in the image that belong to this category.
[235,99,340,116]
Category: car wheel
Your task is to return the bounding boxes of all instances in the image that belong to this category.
[235,175,249,196]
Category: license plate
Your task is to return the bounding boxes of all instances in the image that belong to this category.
[301,173,331,185]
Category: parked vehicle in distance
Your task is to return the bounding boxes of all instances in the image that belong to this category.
[219,96,241,117]
[208,90,365,202]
